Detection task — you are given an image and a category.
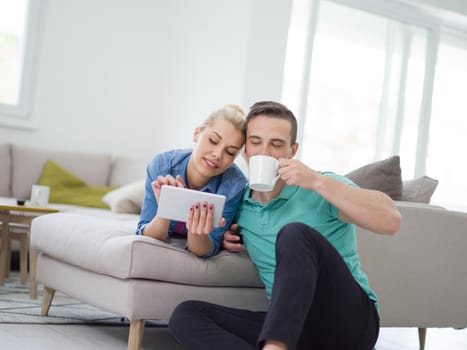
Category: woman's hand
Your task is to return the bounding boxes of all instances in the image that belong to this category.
[186,202,225,256]
[151,174,184,203]
[186,202,225,235]
[142,174,184,242]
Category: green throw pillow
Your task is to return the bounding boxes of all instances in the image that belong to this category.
[38,160,117,209]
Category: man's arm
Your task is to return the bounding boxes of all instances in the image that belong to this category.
[277,158,401,235]
[317,176,401,234]
[222,223,246,252]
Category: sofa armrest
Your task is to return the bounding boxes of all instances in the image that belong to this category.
[357,203,467,328]
[394,200,445,210]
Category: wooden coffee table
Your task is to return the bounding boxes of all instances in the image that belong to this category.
[0,200,59,298]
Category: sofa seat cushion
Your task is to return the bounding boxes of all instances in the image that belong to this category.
[31,213,263,288]
[46,203,142,219]
[108,156,148,186]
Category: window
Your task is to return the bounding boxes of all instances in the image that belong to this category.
[0,0,41,129]
[427,33,467,210]
[282,0,467,211]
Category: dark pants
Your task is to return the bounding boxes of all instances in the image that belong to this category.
[169,222,379,350]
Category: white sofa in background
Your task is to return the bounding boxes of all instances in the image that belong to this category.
[1,143,466,350]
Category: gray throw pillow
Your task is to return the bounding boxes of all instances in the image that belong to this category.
[346,156,402,200]
[400,176,439,203]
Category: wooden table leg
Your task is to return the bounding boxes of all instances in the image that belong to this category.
[0,208,57,294]
[0,220,10,285]
[29,247,38,299]
[12,231,29,284]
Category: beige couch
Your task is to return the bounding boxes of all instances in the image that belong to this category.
[358,202,467,349]
[2,143,466,350]
[0,143,149,292]
[0,143,269,350]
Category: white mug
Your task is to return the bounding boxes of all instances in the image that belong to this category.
[249,155,280,192]
[30,185,50,207]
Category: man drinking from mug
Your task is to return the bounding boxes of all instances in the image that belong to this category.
[169,101,402,350]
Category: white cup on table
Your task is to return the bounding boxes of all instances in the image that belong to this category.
[30,185,50,207]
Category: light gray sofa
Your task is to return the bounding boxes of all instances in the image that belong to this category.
[0,143,269,350]
[0,143,149,293]
[358,202,467,349]
[1,143,466,350]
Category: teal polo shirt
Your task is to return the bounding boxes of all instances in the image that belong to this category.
[236,172,378,309]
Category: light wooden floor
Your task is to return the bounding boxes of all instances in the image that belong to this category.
[0,324,466,349]
[2,262,466,349]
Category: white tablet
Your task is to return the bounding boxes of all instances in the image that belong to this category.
[158,186,226,228]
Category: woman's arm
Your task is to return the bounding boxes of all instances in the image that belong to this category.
[139,175,184,240]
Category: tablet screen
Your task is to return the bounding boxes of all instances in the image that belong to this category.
[158,186,226,228]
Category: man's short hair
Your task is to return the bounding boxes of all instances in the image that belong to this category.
[246,101,298,145]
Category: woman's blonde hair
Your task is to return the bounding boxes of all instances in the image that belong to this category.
[200,104,245,134]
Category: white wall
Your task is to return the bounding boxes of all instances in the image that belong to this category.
[1,0,460,162]
[0,0,292,161]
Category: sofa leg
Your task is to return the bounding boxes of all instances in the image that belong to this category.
[128,319,145,350]
[418,327,426,349]
[41,286,55,316]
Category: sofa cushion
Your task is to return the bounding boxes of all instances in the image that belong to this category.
[38,160,116,208]
[109,157,148,186]
[31,213,264,288]
[400,176,439,203]
[102,180,145,214]
[346,156,402,200]
[11,145,112,200]
[0,144,11,197]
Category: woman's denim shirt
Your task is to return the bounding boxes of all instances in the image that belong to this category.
[136,149,247,257]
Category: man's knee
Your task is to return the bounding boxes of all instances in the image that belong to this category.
[275,222,332,263]
[169,300,203,333]
[276,222,320,246]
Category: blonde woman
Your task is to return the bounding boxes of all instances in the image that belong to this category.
[136,105,247,257]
